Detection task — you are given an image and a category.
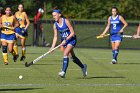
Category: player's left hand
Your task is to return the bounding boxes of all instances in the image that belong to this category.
[61,40,66,46]
[22,28,26,33]
[133,35,139,39]
[119,30,123,34]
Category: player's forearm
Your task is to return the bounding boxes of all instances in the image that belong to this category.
[51,37,57,48]
[25,23,30,30]
[66,32,74,40]
[25,19,30,29]
[13,23,19,29]
[136,25,140,36]
[102,26,110,35]
[120,23,128,32]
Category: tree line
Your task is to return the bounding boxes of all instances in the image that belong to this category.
[0,0,140,20]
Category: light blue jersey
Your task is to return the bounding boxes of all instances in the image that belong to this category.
[55,18,76,47]
[110,15,123,42]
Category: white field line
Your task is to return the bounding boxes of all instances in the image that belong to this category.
[0,68,28,70]
[89,57,140,61]
[0,83,140,86]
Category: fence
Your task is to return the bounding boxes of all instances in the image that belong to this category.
[21,20,140,49]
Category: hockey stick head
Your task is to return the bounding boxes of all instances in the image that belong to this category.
[25,61,33,67]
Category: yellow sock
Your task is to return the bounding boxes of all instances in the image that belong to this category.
[2,53,8,62]
[11,49,16,56]
[13,45,18,55]
[22,47,26,56]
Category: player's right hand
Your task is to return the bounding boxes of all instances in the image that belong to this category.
[133,35,139,39]
[97,34,104,38]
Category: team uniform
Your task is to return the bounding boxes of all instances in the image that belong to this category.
[1,15,17,63]
[110,15,123,63]
[55,18,77,48]
[1,15,16,43]
[110,15,123,42]
[54,17,87,77]
[15,11,28,38]
[14,11,28,60]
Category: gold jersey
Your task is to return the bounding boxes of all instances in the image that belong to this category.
[15,11,26,28]
[1,15,15,34]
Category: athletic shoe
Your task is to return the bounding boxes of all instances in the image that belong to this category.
[20,56,26,61]
[111,59,117,64]
[13,55,19,62]
[58,71,65,78]
[82,64,87,77]
[44,43,50,47]
[4,62,8,65]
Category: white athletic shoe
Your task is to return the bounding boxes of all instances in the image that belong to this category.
[58,71,65,78]
[82,64,87,77]
[111,59,117,64]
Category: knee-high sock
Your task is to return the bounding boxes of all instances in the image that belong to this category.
[71,56,84,68]
[22,47,26,56]
[113,49,119,60]
[112,50,115,59]
[3,53,8,62]
[13,45,18,55]
[62,56,69,72]
[2,46,8,62]
[11,49,16,56]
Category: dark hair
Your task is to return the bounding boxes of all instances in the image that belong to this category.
[111,6,118,11]
[18,4,24,8]
[0,7,4,14]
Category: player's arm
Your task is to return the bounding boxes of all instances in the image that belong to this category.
[136,24,140,36]
[0,17,3,28]
[13,15,19,30]
[65,19,75,40]
[24,12,30,30]
[119,16,128,33]
[100,17,111,36]
[51,24,58,48]
[133,24,140,39]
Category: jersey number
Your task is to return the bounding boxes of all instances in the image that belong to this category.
[113,24,116,29]
[62,32,69,38]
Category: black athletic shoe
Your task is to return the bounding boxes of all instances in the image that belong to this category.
[4,62,8,65]
[20,56,26,61]
[13,55,19,62]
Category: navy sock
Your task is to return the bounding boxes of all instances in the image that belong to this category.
[113,49,119,61]
[62,56,69,72]
[112,50,115,59]
[71,56,84,68]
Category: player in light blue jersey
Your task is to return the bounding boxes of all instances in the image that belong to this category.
[100,7,128,64]
[50,9,87,78]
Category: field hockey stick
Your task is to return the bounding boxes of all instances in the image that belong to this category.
[96,32,124,39]
[122,35,140,38]
[96,34,110,39]
[25,44,61,67]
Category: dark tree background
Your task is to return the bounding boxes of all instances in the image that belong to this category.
[0,0,140,20]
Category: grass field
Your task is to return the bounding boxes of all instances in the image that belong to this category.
[0,47,140,93]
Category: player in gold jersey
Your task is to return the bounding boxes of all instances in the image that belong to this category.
[15,4,30,61]
[0,7,19,65]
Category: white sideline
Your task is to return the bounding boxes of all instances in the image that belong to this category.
[0,68,28,70]
[0,83,140,86]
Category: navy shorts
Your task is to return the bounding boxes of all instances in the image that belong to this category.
[62,36,77,48]
[1,33,16,43]
[110,34,122,42]
[15,27,28,38]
